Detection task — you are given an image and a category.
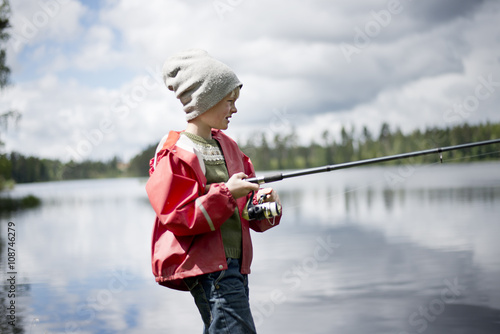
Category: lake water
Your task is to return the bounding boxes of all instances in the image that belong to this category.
[1,162,500,333]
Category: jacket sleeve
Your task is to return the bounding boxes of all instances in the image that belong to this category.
[240,153,282,232]
[146,152,237,237]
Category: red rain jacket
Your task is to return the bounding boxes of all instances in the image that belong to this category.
[146,129,281,291]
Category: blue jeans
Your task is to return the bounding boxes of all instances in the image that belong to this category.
[184,258,257,334]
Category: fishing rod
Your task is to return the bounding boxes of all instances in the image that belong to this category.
[246,138,500,185]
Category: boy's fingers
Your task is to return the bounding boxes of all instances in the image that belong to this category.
[248,183,260,191]
[236,172,248,180]
[257,188,272,196]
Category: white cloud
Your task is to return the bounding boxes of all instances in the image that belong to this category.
[73,25,125,71]
[2,56,182,161]
[8,0,87,53]
[2,0,500,161]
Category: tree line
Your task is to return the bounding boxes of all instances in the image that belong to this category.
[239,121,500,171]
[1,121,499,185]
[0,154,124,186]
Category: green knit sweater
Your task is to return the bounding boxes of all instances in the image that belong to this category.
[182,132,242,259]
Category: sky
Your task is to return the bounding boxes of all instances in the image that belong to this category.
[1,0,500,162]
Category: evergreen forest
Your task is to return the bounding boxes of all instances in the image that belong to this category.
[1,121,500,184]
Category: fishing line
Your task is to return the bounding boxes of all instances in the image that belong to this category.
[335,149,499,204]
[434,149,500,163]
[261,146,500,213]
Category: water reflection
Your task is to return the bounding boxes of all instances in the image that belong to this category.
[1,162,499,333]
[253,162,500,333]
[251,224,500,334]
[342,185,500,215]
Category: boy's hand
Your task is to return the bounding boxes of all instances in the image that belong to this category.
[257,188,281,205]
[226,172,260,199]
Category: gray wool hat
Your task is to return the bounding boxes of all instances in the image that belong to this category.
[162,49,242,121]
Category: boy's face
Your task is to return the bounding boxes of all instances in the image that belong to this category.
[198,92,238,131]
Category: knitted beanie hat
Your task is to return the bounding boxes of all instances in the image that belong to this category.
[162,49,242,121]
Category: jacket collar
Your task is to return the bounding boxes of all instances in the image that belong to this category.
[156,129,225,188]
[161,129,224,152]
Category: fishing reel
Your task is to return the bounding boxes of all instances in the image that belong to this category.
[243,191,282,221]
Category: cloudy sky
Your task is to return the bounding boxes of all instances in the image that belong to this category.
[1,0,500,162]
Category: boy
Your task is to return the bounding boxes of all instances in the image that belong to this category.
[146,49,282,333]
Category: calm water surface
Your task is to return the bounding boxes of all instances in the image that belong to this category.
[1,162,500,333]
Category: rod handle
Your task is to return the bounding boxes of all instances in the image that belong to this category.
[245,173,284,184]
